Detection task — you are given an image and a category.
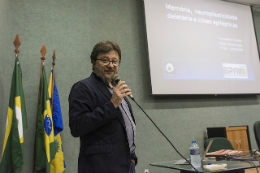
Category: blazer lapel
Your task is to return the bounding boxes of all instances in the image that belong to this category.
[91,72,112,100]
[124,97,135,124]
[90,73,131,130]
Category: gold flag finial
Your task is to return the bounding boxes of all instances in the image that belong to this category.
[13,34,21,57]
[52,50,56,65]
[41,43,47,60]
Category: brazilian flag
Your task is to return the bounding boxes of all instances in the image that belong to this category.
[48,69,66,173]
[0,56,28,173]
[35,66,57,173]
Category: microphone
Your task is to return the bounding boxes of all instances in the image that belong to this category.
[111,74,134,100]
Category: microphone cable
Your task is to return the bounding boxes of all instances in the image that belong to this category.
[228,150,260,173]
[129,97,200,173]
[227,156,259,173]
[112,74,199,172]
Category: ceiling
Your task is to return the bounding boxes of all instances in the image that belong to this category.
[221,0,260,11]
[222,0,260,5]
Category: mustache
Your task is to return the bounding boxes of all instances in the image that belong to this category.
[105,68,115,72]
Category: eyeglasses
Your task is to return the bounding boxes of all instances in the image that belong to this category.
[96,59,119,66]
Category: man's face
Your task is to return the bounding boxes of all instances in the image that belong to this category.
[92,50,119,82]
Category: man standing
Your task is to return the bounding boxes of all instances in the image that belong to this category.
[69,40,137,173]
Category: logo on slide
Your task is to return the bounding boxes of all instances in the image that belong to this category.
[165,62,176,77]
[166,63,174,72]
[222,63,248,79]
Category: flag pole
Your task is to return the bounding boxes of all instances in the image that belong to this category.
[51,50,56,113]
[32,44,47,173]
[13,34,21,58]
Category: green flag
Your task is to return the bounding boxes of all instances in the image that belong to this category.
[35,66,57,173]
[0,56,28,173]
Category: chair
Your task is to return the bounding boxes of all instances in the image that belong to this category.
[254,121,260,149]
[204,137,234,152]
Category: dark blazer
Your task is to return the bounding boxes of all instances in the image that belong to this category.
[69,72,137,173]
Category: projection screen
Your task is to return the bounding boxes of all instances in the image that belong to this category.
[144,0,260,95]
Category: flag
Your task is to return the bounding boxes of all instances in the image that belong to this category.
[35,66,57,173]
[0,56,28,173]
[48,69,66,173]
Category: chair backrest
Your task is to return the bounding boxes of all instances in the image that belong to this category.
[204,137,234,152]
[254,121,260,149]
